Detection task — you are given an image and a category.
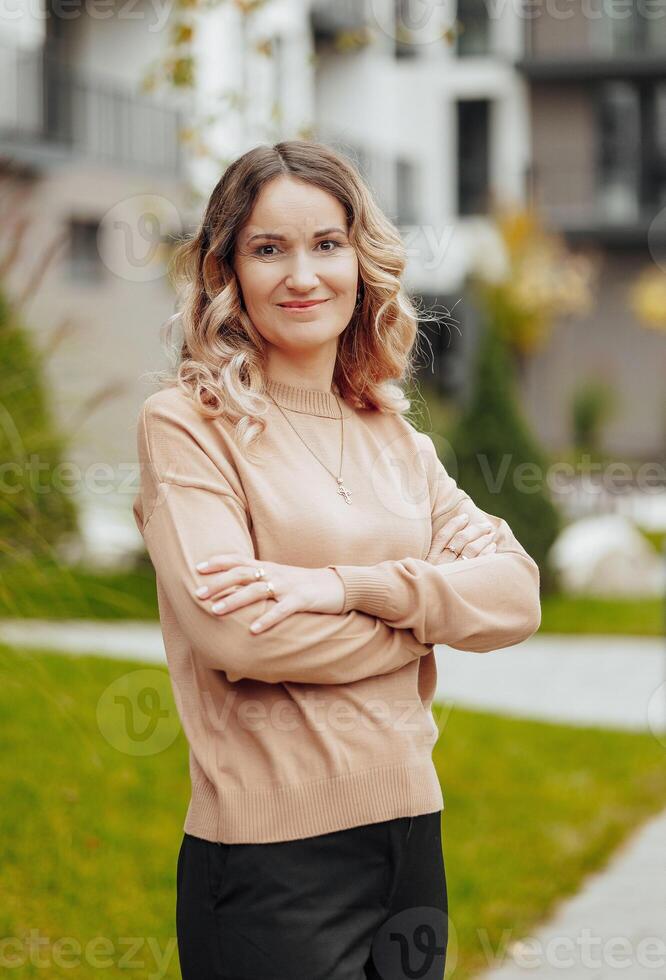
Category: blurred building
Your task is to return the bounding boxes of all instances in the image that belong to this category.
[0,2,195,563]
[310,0,529,401]
[310,0,665,462]
[188,0,315,196]
[0,0,315,565]
[1,0,663,567]
[517,3,666,460]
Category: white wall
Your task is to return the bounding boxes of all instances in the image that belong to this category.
[312,0,529,294]
[189,0,316,198]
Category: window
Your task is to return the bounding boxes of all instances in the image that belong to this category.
[654,84,666,209]
[69,218,103,282]
[310,0,366,47]
[456,0,490,56]
[595,6,666,55]
[647,11,666,53]
[396,158,419,225]
[394,0,421,58]
[456,99,490,216]
[596,80,666,222]
[413,293,466,396]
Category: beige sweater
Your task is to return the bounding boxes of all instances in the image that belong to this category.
[132,377,541,843]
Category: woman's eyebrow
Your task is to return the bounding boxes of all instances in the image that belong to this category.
[246,226,347,244]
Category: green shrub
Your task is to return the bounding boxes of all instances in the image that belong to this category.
[446,315,561,593]
[571,379,617,454]
[0,287,79,566]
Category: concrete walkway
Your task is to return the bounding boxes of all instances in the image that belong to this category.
[476,805,666,979]
[1,619,664,733]
[436,633,666,733]
[0,618,167,663]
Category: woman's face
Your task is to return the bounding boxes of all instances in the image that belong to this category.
[233,175,359,357]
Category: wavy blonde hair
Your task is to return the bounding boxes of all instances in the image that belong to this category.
[153,139,433,459]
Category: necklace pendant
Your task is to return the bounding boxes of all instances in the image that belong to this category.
[337,479,352,505]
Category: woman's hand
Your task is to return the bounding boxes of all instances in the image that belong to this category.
[193,511,497,634]
[426,511,497,564]
[193,555,345,633]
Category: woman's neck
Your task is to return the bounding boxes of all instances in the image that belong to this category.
[262,374,352,419]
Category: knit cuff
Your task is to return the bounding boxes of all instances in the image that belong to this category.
[326,565,394,617]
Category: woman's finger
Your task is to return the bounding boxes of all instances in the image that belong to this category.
[209,578,278,614]
[195,563,274,600]
[195,553,260,573]
[249,598,299,634]
[427,513,470,558]
[210,578,279,615]
[194,576,243,601]
[430,517,495,559]
[459,531,496,557]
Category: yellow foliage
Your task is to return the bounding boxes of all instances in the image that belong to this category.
[334,28,373,53]
[233,0,267,14]
[166,55,195,88]
[255,38,273,57]
[171,21,195,45]
[630,268,666,331]
[471,205,598,355]
[497,208,541,256]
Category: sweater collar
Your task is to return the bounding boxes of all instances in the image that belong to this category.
[262,375,354,419]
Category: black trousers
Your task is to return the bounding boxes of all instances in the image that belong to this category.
[176,809,448,980]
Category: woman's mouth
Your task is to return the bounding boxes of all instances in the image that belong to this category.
[277,299,329,310]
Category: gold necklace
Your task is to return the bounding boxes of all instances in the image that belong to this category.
[265,388,352,505]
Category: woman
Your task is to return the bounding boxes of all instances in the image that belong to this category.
[132,139,541,980]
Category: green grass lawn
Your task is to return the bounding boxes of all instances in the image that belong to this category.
[538,593,663,635]
[0,561,160,620]
[1,645,665,979]
[0,560,664,636]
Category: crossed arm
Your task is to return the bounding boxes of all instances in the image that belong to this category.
[328,432,542,650]
[134,400,541,686]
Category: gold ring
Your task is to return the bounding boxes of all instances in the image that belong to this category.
[254,567,266,580]
[264,580,275,598]
[443,546,460,558]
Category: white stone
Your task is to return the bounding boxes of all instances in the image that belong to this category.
[548,514,666,597]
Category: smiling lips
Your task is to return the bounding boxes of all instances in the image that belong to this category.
[278,299,329,309]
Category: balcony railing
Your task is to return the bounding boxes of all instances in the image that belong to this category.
[0,41,184,176]
[526,164,666,244]
[517,54,666,81]
[521,14,666,77]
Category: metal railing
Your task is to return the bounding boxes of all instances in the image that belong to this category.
[0,40,184,176]
[525,163,666,235]
[524,15,666,64]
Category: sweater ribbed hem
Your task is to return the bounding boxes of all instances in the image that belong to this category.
[326,564,394,617]
[183,758,445,844]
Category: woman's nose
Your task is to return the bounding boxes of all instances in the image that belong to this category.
[285,251,319,289]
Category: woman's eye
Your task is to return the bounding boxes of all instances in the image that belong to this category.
[254,240,341,257]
